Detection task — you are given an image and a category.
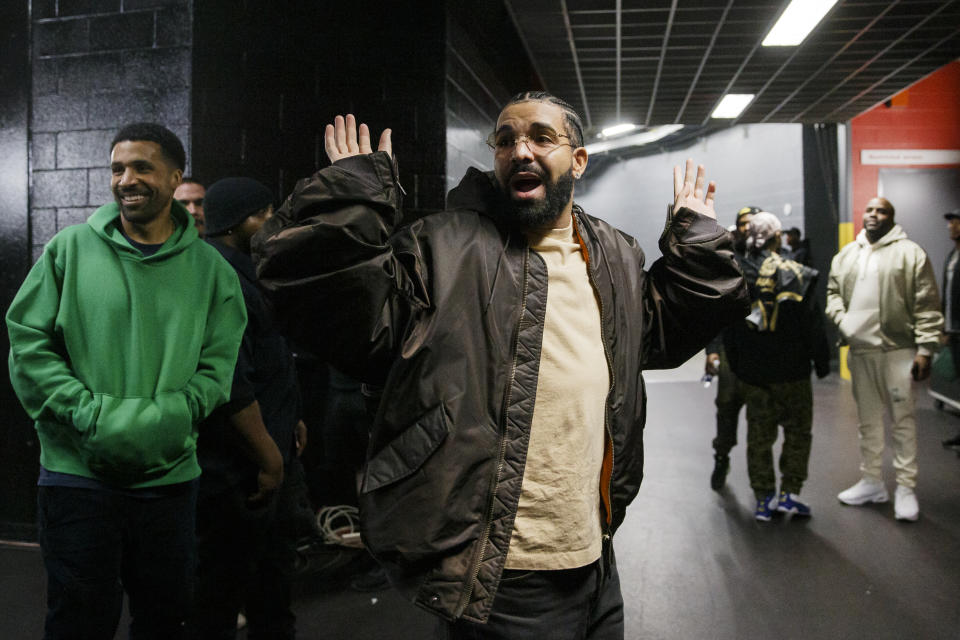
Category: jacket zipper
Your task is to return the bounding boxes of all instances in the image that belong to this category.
[454,247,530,618]
[575,212,616,538]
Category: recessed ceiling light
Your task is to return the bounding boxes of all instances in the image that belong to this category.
[711,94,755,119]
[585,125,684,154]
[600,123,638,138]
[762,0,839,47]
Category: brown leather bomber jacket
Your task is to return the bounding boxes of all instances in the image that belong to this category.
[252,152,749,623]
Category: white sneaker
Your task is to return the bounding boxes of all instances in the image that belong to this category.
[894,485,920,522]
[837,478,889,505]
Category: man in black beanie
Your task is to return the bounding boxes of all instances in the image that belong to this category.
[192,177,307,639]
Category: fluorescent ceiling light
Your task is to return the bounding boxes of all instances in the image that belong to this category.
[762,0,839,47]
[711,94,755,119]
[600,123,638,138]
[585,125,684,155]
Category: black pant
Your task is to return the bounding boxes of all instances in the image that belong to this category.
[38,483,197,640]
[191,463,304,639]
[436,552,624,640]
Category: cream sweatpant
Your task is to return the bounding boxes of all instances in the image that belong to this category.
[847,347,918,488]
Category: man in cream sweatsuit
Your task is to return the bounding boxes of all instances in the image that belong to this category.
[826,196,942,521]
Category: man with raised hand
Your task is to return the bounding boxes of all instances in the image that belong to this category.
[253,93,748,638]
[6,123,247,639]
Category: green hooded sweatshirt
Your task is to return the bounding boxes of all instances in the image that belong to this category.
[6,201,247,488]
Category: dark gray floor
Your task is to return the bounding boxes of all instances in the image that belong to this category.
[3,374,959,639]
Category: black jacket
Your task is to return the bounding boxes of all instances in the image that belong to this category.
[724,250,830,385]
[197,240,300,498]
[252,152,748,622]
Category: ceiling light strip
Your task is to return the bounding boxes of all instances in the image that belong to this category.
[644,0,678,126]
[792,0,953,122]
[561,0,593,128]
[762,0,839,47]
[761,2,899,123]
[676,0,734,123]
[711,94,755,119]
[824,27,960,121]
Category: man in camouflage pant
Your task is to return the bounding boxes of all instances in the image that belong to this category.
[721,212,830,521]
[742,381,814,510]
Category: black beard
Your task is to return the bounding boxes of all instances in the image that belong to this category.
[498,165,575,230]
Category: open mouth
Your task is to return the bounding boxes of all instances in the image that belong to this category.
[509,172,544,199]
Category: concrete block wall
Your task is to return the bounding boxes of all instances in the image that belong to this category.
[30,0,192,261]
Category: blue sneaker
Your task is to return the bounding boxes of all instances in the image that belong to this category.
[754,492,777,521]
[777,491,811,517]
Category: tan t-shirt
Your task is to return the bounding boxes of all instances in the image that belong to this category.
[505,221,610,570]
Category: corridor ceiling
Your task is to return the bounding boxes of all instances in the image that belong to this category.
[505,0,960,133]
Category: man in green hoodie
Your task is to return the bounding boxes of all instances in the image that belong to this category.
[6,123,248,639]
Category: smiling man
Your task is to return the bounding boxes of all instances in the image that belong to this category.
[827,196,942,522]
[253,92,748,638]
[6,122,247,639]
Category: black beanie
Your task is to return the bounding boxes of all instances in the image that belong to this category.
[203,177,274,237]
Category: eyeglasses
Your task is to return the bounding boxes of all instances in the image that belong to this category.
[486,130,575,154]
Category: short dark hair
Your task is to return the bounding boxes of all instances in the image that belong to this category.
[180,176,202,186]
[504,91,584,148]
[111,122,186,171]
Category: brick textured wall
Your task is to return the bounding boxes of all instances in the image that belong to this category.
[30,0,192,261]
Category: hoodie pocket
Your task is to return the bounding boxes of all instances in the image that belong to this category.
[81,392,194,483]
[839,309,882,349]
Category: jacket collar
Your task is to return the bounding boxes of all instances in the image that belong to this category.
[207,238,256,283]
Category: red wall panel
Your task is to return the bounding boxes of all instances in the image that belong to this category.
[850,61,960,231]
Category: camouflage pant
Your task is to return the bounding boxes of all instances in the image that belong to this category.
[713,347,746,457]
[742,378,813,498]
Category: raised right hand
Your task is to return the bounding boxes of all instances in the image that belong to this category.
[324,113,392,163]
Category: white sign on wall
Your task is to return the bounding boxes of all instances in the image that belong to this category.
[861,149,960,165]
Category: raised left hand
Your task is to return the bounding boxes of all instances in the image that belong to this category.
[673,158,717,219]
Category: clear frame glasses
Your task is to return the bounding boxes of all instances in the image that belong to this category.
[485,130,575,154]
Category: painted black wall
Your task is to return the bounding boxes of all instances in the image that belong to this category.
[192,0,448,216]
